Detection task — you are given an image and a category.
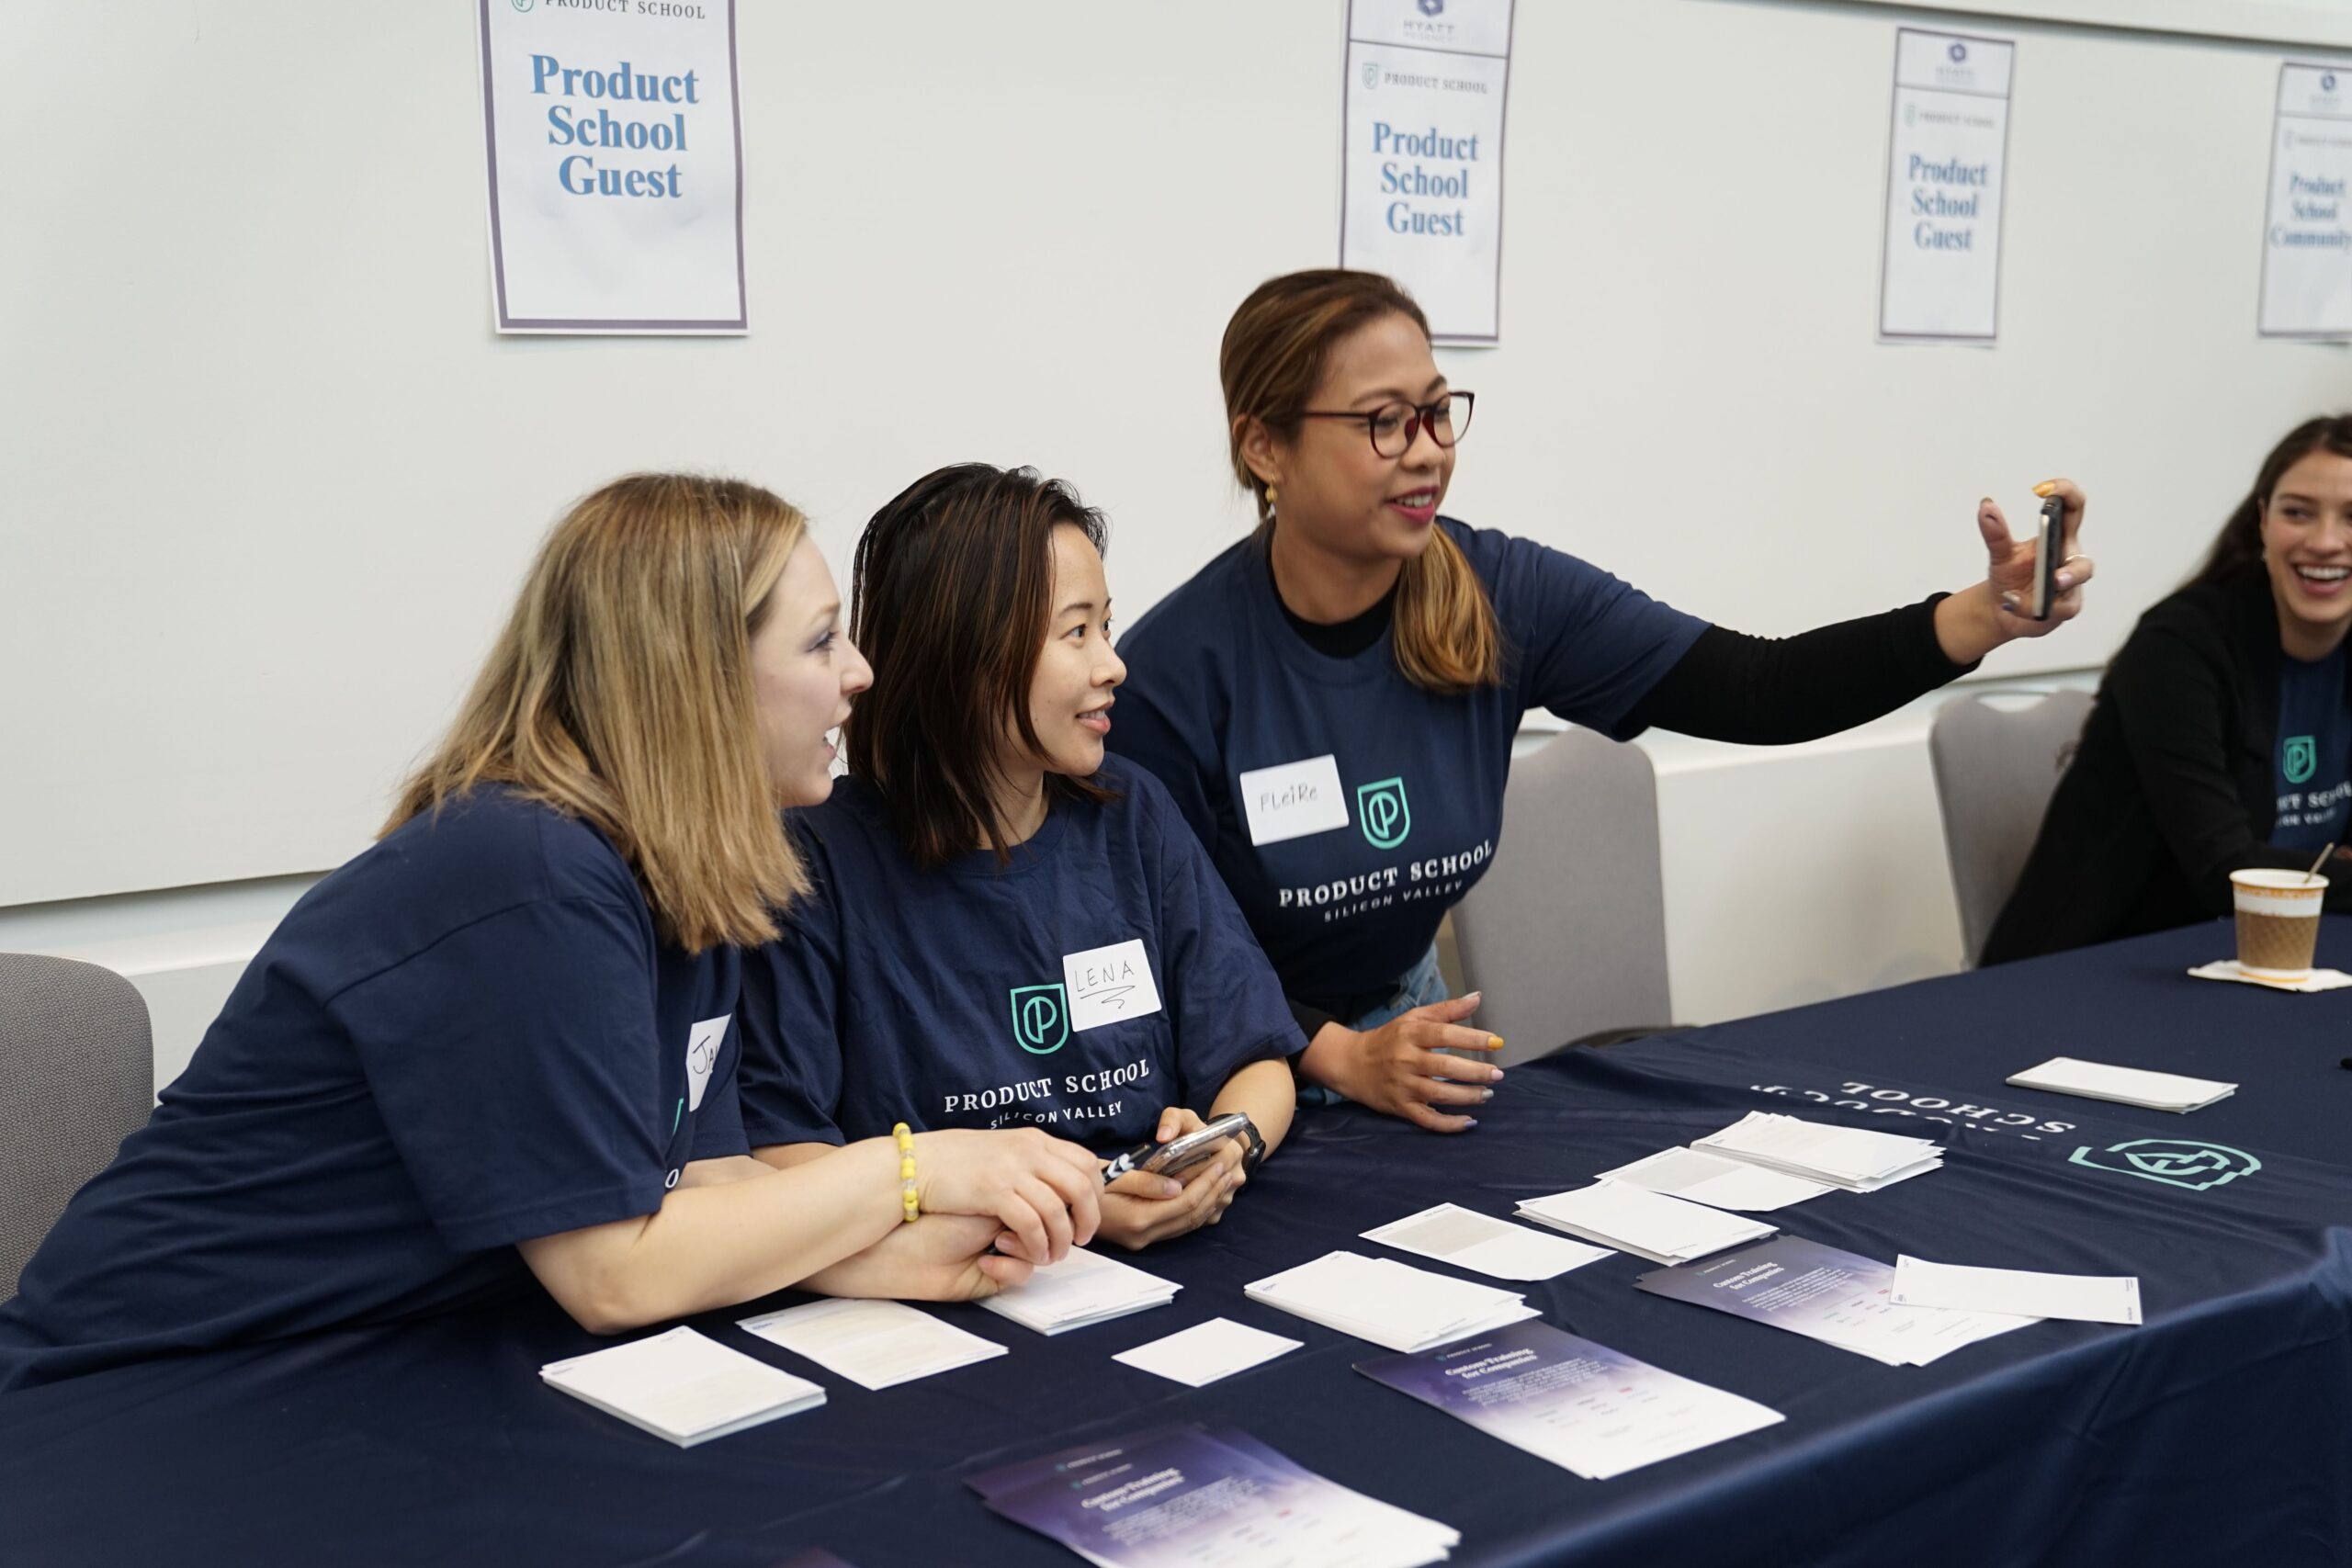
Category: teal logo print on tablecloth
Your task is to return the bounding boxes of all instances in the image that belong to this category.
[2067,1139,2261,1191]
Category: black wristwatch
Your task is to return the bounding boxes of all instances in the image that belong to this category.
[1233,1115,1268,1174]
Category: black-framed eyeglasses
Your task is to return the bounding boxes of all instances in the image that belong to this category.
[1293,391,1475,458]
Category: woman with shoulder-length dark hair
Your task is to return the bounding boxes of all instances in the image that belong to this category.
[738,464,1301,1252]
[1984,416,2352,964]
[1108,269,2095,1131]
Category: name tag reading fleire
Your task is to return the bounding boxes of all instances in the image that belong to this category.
[1238,754,1351,847]
[1062,939,1164,1033]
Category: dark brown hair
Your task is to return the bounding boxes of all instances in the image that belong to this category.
[845,464,1116,867]
[2188,415,2352,589]
[1220,268,1503,694]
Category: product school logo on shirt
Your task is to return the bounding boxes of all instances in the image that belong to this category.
[1356,776,1412,850]
[1237,753,1414,850]
[1007,940,1167,1055]
[1008,985,1070,1055]
[2284,734,2318,784]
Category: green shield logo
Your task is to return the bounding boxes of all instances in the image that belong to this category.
[2284,734,2317,784]
[1357,776,1411,850]
[1009,984,1069,1055]
[2067,1138,2261,1191]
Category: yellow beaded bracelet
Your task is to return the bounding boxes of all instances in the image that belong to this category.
[893,1122,919,1223]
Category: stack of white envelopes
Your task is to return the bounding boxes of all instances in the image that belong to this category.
[1597,1146,1833,1212]
[1692,1111,1942,1192]
[979,1247,1180,1336]
[2006,1057,2236,1112]
[1244,1251,1538,1352]
[1514,1180,1777,1266]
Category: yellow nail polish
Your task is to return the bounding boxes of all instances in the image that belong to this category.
[1489,1035,1505,1051]
[2032,481,2057,498]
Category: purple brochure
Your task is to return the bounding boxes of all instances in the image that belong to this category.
[1353,1318,1781,1480]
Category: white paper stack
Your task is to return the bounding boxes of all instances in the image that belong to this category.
[1893,1256,2143,1325]
[1693,1111,1943,1192]
[977,1247,1180,1336]
[738,1297,1008,1390]
[1244,1251,1538,1352]
[1514,1179,1776,1266]
[1598,1146,1834,1212]
[2006,1056,2236,1113]
[540,1325,825,1448]
[1361,1202,1612,1280]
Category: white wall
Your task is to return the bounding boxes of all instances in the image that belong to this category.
[9,0,2351,907]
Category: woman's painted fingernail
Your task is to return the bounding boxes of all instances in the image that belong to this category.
[1488,1067,1507,1083]
[1487,1035,1505,1051]
[2056,573,2074,590]
[1461,1118,1479,1129]
[1480,1089,1495,1103]
[2033,480,2058,497]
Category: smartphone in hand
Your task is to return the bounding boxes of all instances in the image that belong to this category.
[1102,1111,1253,1184]
[2030,494,2064,620]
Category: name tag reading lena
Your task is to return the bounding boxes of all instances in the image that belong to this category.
[1238,754,1351,847]
[1062,939,1164,1033]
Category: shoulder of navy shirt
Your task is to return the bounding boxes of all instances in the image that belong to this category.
[736,755,1304,1153]
[1105,517,1707,1002]
[0,788,746,1392]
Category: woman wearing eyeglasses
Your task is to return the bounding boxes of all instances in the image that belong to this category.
[1107,269,2094,1133]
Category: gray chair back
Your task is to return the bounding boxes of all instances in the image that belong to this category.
[1450,728,1671,1066]
[1927,690,2094,967]
[0,953,153,1300]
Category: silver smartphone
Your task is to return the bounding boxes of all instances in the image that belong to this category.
[1103,1111,1253,1183]
[2030,494,2064,620]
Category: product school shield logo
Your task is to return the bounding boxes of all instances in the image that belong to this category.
[1357,776,1412,850]
[1009,984,1070,1055]
[2067,1138,2261,1191]
[2285,734,2318,784]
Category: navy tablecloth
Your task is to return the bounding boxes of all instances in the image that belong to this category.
[5,934,2350,1567]
[1648,917,2352,1166]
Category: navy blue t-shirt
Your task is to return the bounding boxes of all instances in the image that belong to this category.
[2271,649,2352,852]
[737,759,1303,1154]
[1107,521,1706,1004]
[0,791,746,1392]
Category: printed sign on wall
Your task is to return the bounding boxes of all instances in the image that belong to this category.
[1340,0,1515,344]
[476,0,746,333]
[2258,62,2352,339]
[1879,28,2015,344]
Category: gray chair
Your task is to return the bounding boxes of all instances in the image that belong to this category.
[1927,690,2095,968]
[1450,728,1673,1066]
[0,953,154,1300]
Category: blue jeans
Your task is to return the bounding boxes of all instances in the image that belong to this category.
[1298,943,1449,1106]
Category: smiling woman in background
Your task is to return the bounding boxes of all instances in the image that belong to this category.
[1986,416,2352,963]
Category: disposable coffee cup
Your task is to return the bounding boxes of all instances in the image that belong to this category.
[2230,868,2327,981]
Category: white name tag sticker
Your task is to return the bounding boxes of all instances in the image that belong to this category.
[684,1014,729,1111]
[1062,939,1163,1034]
[1237,754,1351,847]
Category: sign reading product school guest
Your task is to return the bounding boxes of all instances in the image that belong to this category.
[476,0,746,334]
[1878,28,2014,344]
[1340,0,1514,344]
